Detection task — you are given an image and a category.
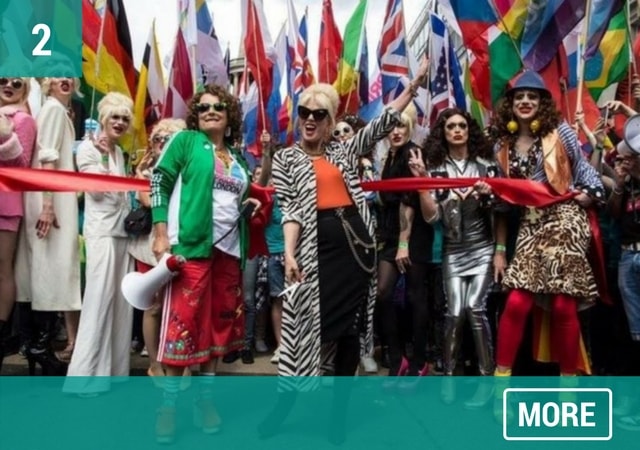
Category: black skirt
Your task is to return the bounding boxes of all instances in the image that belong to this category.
[316,205,375,343]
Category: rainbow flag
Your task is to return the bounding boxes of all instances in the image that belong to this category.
[585,8,629,101]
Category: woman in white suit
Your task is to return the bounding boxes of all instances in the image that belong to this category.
[16,78,82,374]
[64,92,133,395]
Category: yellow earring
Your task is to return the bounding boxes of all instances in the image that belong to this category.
[530,119,540,134]
[506,120,518,134]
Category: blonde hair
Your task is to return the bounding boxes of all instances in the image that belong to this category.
[97,92,133,129]
[298,83,340,127]
[399,103,418,137]
[39,78,83,98]
[0,77,31,106]
[149,118,186,142]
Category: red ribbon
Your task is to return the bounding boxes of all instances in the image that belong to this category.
[363,177,612,305]
[0,167,148,192]
[0,168,611,304]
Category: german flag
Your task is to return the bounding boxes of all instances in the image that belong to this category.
[81,0,139,149]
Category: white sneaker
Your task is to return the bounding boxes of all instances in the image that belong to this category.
[140,346,149,357]
[255,340,268,353]
[270,347,280,364]
[360,356,378,373]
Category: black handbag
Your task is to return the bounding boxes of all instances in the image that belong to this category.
[124,206,152,236]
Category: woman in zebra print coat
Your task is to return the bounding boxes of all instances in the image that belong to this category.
[271,59,429,380]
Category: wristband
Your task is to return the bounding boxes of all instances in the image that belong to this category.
[398,241,409,250]
[495,244,507,253]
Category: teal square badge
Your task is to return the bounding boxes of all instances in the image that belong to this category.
[0,0,81,76]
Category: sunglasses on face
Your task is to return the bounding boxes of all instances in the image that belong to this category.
[110,114,131,123]
[196,102,227,114]
[298,105,329,121]
[152,134,170,145]
[445,122,468,130]
[332,126,353,137]
[0,78,24,90]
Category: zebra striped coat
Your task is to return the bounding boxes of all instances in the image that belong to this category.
[272,107,401,380]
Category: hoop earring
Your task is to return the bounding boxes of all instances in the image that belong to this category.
[507,119,518,134]
[530,119,540,134]
[225,127,231,137]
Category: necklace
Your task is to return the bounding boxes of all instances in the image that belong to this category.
[447,155,469,176]
[215,148,232,168]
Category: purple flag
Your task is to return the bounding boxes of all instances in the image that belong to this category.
[521,0,586,71]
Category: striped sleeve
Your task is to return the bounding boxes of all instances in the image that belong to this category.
[345,106,400,167]
[558,122,605,202]
[151,131,185,224]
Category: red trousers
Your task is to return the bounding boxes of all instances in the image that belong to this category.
[496,289,580,374]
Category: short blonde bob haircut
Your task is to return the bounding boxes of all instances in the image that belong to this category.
[297,83,340,128]
[97,92,134,130]
[149,118,186,142]
[398,103,417,137]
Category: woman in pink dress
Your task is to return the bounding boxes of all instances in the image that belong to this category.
[0,77,36,372]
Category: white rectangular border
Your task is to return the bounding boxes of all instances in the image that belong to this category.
[503,388,613,441]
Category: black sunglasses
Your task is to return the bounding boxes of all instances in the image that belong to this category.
[0,78,24,90]
[298,105,329,121]
[152,134,170,144]
[333,126,353,137]
[111,114,131,123]
[196,102,227,113]
[445,122,468,130]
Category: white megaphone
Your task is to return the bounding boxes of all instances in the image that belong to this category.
[622,114,640,156]
[121,253,186,310]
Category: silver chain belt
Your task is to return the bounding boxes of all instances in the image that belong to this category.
[334,207,376,274]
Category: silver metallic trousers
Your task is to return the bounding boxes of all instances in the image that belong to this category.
[443,273,495,375]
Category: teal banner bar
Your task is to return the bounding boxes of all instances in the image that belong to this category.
[1,376,638,449]
[0,0,81,77]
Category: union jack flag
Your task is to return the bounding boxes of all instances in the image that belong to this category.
[377,0,410,103]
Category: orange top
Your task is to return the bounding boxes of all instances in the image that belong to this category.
[312,157,354,210]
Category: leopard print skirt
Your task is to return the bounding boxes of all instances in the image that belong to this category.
[502,201,598,309]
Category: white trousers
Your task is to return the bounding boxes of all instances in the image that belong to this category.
[64,236,132,394]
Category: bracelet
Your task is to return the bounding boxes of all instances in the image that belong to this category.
[398,241,409,250]
[495,244,507,253]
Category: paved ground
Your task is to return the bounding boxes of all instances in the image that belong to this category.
[1,348,390,376]
[1,349,279,376]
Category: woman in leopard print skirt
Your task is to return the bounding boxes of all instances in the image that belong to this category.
[490,71,605,380]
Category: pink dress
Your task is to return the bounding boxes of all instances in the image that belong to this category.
[0,106,36,231]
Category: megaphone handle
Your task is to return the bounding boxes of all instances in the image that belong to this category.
[166,255,186,272]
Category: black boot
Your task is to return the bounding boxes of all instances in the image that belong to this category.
[0,319,7,374]
[26,311,67,376]
[17,302,34,357]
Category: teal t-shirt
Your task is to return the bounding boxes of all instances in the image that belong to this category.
[265,199,284,255]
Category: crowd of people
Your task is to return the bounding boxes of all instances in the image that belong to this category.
[0,62,640,441]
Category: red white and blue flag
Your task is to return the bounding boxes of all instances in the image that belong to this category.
[377,0,410,103]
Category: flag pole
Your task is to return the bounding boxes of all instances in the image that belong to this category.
[626,0,637,75]
[576,0,593,113]
[488,0,524,66]
[90,2,108,122]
